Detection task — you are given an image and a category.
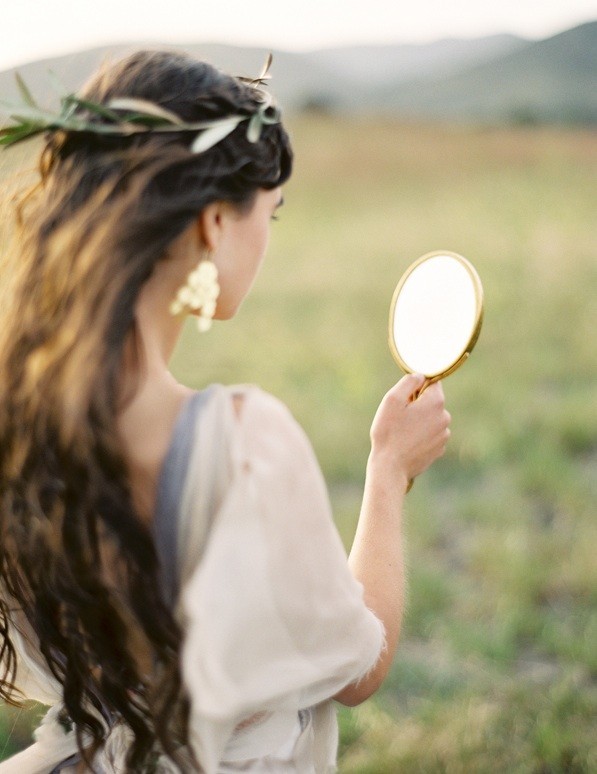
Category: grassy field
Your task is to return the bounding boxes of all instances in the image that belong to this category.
[1,116,596,771]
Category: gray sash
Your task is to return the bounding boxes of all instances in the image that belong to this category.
[152,389,213,609]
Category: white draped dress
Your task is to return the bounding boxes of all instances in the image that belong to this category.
[1,385,385,772]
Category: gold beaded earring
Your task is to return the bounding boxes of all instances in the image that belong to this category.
[169,257,220,332]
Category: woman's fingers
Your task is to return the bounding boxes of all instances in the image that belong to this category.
[394,372,427,403]
[370,375,452,482]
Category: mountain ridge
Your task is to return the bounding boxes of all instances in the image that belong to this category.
[0,21,595,125]
[370,21,597,123]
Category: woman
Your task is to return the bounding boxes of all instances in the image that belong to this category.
[0,50,450,772]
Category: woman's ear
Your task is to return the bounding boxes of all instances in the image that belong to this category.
[197,201,226,253]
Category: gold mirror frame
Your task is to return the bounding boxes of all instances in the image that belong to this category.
[388,250,484,385]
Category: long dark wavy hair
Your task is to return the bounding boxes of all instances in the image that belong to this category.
[0,49,292,770]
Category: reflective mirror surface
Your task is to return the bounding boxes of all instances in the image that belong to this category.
[389,251,483,380]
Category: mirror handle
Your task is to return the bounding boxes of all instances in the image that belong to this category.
[404,356,465,493]
[405,377,433,492]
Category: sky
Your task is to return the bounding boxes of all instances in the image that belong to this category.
[1,0,596,71]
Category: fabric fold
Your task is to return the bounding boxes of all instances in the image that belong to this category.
[178,386,385,772]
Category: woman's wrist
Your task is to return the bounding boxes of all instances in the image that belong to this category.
[365,449,410,500]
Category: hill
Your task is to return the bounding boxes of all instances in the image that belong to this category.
[0,43,328,114]
[0,22,595,124]
[307,34,526,84]
[371,21,597,124]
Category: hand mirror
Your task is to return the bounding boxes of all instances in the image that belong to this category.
[389,250,483,491]
[389,250,484,389]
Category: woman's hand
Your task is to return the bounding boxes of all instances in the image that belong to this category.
[368,373,451,492]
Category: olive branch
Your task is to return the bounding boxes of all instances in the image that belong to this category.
[0,54,280,153]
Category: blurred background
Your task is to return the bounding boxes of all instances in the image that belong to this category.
[1,1,596,770]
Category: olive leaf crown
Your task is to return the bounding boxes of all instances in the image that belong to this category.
[0,54,280,153]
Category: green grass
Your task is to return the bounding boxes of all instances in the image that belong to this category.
[1,116,596,770]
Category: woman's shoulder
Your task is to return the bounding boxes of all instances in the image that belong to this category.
[205,383,298,429]
[189,383,316,481]
[218,384,308,444]
[212,382,285,408]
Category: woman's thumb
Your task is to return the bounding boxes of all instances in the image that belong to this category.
[396,372,426,402]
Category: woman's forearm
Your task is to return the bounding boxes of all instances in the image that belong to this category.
[333,454,408,706]
[333,374,450,707]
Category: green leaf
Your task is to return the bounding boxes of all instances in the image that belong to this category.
[4,105,58,123]
[15,72,38,108]
[0,124,44,146]
[0,125,28,140]
[107,98,184,125]
[58,94,79,122]
[110,113,169,128]
[190,117,244,153]
[63,95,121,123]
[246,113,262,143]
[62,120,135,136]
